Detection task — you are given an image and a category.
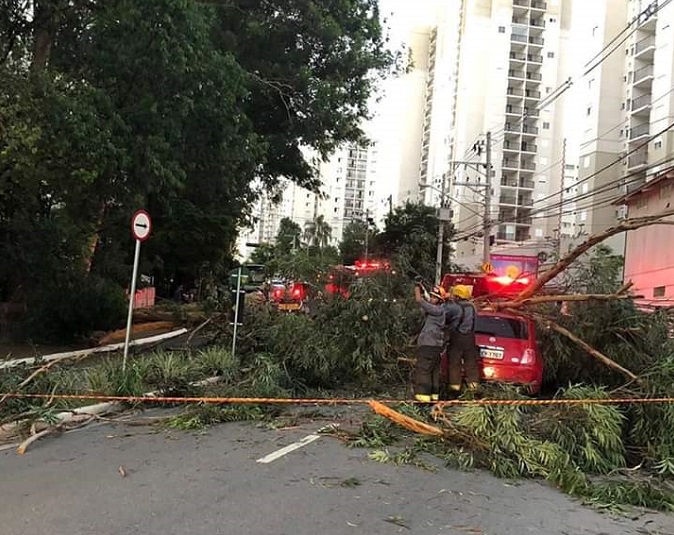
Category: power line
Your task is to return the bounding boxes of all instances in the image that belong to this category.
[453,153,674,242]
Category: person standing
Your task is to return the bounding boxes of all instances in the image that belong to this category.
[443,285,480,394]
[413,283,446,402]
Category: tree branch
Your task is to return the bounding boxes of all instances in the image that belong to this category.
[517,309,643,385]
[514,209,674,302]
[488,293,640,310]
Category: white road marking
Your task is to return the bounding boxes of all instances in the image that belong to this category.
[256,434,321,464]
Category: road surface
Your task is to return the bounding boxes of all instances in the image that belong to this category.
[0,412,671,535]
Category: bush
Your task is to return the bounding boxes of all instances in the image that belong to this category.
[26,275,127,343]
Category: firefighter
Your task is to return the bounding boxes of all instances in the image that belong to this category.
[413,282,446,402]
[443,284,480,395]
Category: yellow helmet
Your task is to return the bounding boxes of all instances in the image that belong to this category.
[452,284,472,300]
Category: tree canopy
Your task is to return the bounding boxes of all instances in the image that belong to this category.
[0,0,394,339]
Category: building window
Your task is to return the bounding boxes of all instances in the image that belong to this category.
[653,286,666,298]
[542,122,550,129]
[587,107,591,116]
[549,17,557,23]
[498,26,506,33]
[660,184,673,199]
[547,51,555,58]
[655,140,663,149]
[635,197,648,209]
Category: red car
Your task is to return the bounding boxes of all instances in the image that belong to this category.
[440,310,543,394]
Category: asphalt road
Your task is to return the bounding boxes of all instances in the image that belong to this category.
[1,412,672,535]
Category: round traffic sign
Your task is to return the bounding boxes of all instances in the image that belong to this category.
[131,209,152,241]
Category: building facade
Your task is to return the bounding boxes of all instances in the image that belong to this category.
[441,0,572,263]
[574,0,674,254]
[618,166,674,306]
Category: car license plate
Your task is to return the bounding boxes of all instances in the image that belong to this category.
[278,303,301,311]
[480,347,504,360]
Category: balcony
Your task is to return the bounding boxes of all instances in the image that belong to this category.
[529,36,544,46]
[508,69,526,79]
[530,18,545,28]
[519,179,535,189]
[635,36,656,59]
[526,71,542,81]
[504,122,522,134]
[500,195,518,205]
[527,53,543,63]
[520,161,536,171]
[631,93,652,113]
[510,52,526,62]
[531,1,547,9]
[502,176,518,187]
[633,64,654,86]
[518,197,534,207]
[502,159,519,170]
[512,16,528,25]
[628,148,648,170]
[506,105,525,115]
[513,0,529,7]
[503,141,520,152]
[524,89,541,99]
[511,34,528,44]
[629,123,650,140]
[522,125,539,135]
[507,87,524,97]
[521,143,537,153]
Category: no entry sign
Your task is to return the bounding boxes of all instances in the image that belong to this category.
[131,210,152,242]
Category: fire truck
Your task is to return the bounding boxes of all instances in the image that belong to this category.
[323,259,391,298]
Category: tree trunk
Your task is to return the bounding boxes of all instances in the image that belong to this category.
[31,0,61,74]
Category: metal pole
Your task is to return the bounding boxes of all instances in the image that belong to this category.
[364,209,369,261]
[557,137,567,256]
[482,131,492,264]
[435,173,447,285]
[122,239,142,372]
[231,266,242,357]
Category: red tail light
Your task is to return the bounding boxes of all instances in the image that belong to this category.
[521,348,536,365]
[291,285,305,300]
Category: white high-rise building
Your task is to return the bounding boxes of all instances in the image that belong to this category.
[438,0,573,264]
[573,0,674,254]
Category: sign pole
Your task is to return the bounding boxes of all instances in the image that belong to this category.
[123,209,152,372]
[231,266,243,357]
[122,238,142,371]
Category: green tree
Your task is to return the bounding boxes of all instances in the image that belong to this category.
[340,220,377,265]
[304,215,333,248]
[376,201,455,281]
[275,218,303,255]
[0,0,394,339]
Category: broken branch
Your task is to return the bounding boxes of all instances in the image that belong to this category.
[488,293,639,310]
[514,209,674,302]
[521,310,643,385]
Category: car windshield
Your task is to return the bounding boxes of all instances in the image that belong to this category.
[475,316,528,339]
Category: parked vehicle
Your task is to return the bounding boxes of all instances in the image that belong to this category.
[276,281,321,313]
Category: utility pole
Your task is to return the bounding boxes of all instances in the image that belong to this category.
[435,172,450,285]
[557,137,567,256]
[482,131,492,265]
[364,208,369,262]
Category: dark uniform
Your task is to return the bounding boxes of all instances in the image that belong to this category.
[443,298,480,392]
[414,298,445,402]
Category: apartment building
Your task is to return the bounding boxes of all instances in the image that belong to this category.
[443,0,572,262]
[574,0,674,255]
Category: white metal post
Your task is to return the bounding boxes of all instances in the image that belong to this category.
[122,239,142,371]
[231,266,242,357]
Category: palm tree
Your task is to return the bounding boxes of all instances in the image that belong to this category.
[304,215,332,249]
[314,215,332,249]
